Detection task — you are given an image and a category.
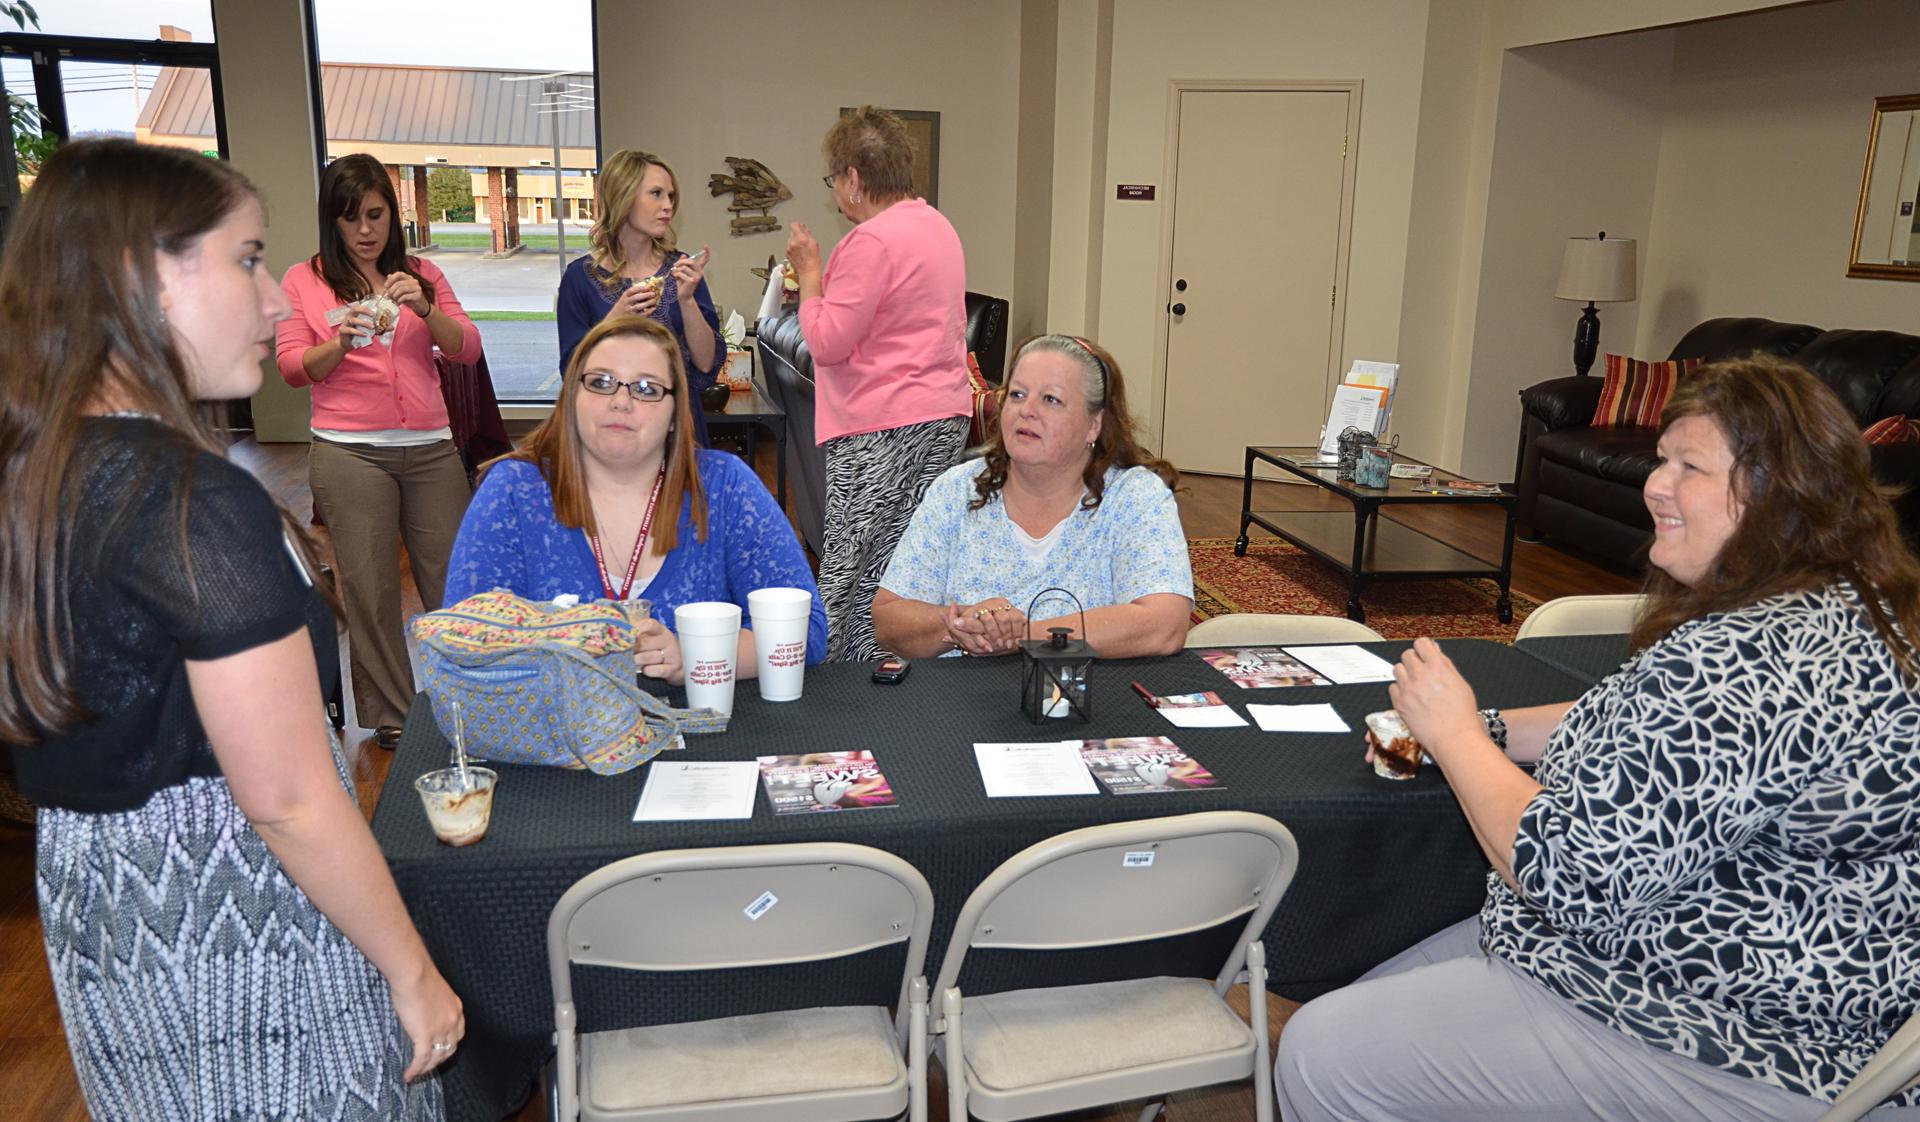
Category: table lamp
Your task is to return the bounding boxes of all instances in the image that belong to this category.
[1554,232,1637,377]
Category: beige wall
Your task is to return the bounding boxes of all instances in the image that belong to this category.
[1091,0,1436,450]
[1635,0,1920,354]
[215,0,320,442]
[1044,0,1113,338]
[1494,0,1814,47]
[595,0,1023,327]
[1452,30,1676,480]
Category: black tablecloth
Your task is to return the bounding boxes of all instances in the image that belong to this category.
[1515,633,1632,685]
[372,641,1588,1121]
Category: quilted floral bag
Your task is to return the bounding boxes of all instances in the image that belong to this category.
[412,590,727,775]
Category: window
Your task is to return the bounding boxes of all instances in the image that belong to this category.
[2,1,222,238]
[311,0,596,404]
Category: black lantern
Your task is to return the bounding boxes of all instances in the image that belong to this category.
[1018,588,1098,723]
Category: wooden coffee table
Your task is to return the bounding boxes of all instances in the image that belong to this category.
[1233,445,1517,624]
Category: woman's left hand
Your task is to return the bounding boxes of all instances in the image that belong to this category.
[384,272,432,318]
[671,246,709,306]
[1388,637,1483,759]
[632,619,685,684]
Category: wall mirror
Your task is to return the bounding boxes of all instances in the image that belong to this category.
[1850,94,1920,281]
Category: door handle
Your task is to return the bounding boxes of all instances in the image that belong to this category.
[1169,302,1186,316]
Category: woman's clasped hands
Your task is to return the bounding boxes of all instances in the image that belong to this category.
[944,598,1027,656]
[630,617,685,684]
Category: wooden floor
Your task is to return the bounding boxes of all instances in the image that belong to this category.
[0,439,1635,1120]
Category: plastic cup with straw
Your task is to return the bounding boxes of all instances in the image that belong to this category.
[414,698,498,846]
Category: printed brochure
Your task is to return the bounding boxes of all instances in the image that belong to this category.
[1197,647,1333,689]
[1078,736,1224,794]
[755,750,898,814]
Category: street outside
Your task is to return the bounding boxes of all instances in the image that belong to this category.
[417,221,584,401]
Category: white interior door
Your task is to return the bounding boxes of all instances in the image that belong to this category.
[1160,89,1351,476]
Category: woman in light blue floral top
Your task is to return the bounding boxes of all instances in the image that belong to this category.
[873,335,1192,658]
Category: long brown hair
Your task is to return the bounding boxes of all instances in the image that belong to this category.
[484,315,707,553]
[588,149,678,278]
[1631,356,1920,681]
[0,139,333,744]
[310,153,433,304]
[970,334,1179,512]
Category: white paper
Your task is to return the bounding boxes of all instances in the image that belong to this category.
[973,742,1099,798]
[1347,360,1399,437]
[754,263,787,323]
[721,309,746,346]
[1284,644,1398,685]
[1316,384,1389,455]
[1158,704,1249,729]
[632,761,759,821]
[1247,703,1352,733]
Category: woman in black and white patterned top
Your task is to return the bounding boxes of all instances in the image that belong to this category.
[1277,357,1920,1122]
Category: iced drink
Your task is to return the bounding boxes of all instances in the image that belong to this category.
[415,766,498,846]
[1364,710,1422,780]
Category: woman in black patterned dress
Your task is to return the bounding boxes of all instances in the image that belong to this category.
[1277,358,1920,1121]
[0,140,460,1120]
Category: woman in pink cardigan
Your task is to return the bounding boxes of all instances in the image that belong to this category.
[785,106,971,662]
[275,154,480,749]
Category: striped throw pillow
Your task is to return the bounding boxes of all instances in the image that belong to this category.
[1862,415,1918,445]
[1590,354,1703,429]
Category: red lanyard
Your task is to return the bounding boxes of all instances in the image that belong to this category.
[587,468,666,601]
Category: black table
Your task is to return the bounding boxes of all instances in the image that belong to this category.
[700,382,786,508]
[1515,633,1632,685]
[1235,445,1518,624]
[372,642,1588,1121]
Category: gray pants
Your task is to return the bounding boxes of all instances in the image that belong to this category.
[1274,916,1920,1122]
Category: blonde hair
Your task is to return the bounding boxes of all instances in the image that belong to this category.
[589,149,678,277]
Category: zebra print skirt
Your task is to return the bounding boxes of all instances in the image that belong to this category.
[35,742,442,1121]
[818,415,968,663]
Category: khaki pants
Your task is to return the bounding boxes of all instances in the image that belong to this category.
[309,438,470,730]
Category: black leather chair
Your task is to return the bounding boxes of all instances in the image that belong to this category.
[1515,317,1920,569]
[758,291,1010,556]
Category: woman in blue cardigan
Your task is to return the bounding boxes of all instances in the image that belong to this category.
[556,148,723,447]
[446,316,825,682]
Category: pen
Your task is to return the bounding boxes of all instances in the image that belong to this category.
[1130,681,1158,708]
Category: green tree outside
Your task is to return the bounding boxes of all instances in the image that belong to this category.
[4,1,54,176]
[426,166,475,223]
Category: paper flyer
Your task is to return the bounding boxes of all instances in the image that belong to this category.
[755,750,898,814]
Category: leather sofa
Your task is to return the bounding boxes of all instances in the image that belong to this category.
[757,291,1010,555]
[1515,317,1920,570]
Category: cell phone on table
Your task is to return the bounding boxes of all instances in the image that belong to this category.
[871,657,911,684]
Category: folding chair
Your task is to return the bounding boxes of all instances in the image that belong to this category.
[546,842,933,1122]
[1186,613,1384,647]
[1512,593,1644,640]
[932,811,1298,1122]
[1815,1010,1920,1122]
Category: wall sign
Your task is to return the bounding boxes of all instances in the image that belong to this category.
[1116,184,1156,201]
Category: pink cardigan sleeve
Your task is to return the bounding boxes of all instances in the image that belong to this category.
[417,258,482,363]
[274,263,325,389]
[797,227,890,367]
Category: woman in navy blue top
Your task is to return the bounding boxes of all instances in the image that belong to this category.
[557,148,723,446]
[448,315,826,681]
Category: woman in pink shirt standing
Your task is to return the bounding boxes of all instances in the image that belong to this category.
[786,106,971,662]
[275,154,480,749]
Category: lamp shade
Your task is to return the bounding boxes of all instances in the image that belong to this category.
[1554,235,1637,303]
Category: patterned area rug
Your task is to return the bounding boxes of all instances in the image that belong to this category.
[1188,537,1540,642]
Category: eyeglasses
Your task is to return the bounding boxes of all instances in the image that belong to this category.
[579,372,674,403]
[821,171,839,189]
